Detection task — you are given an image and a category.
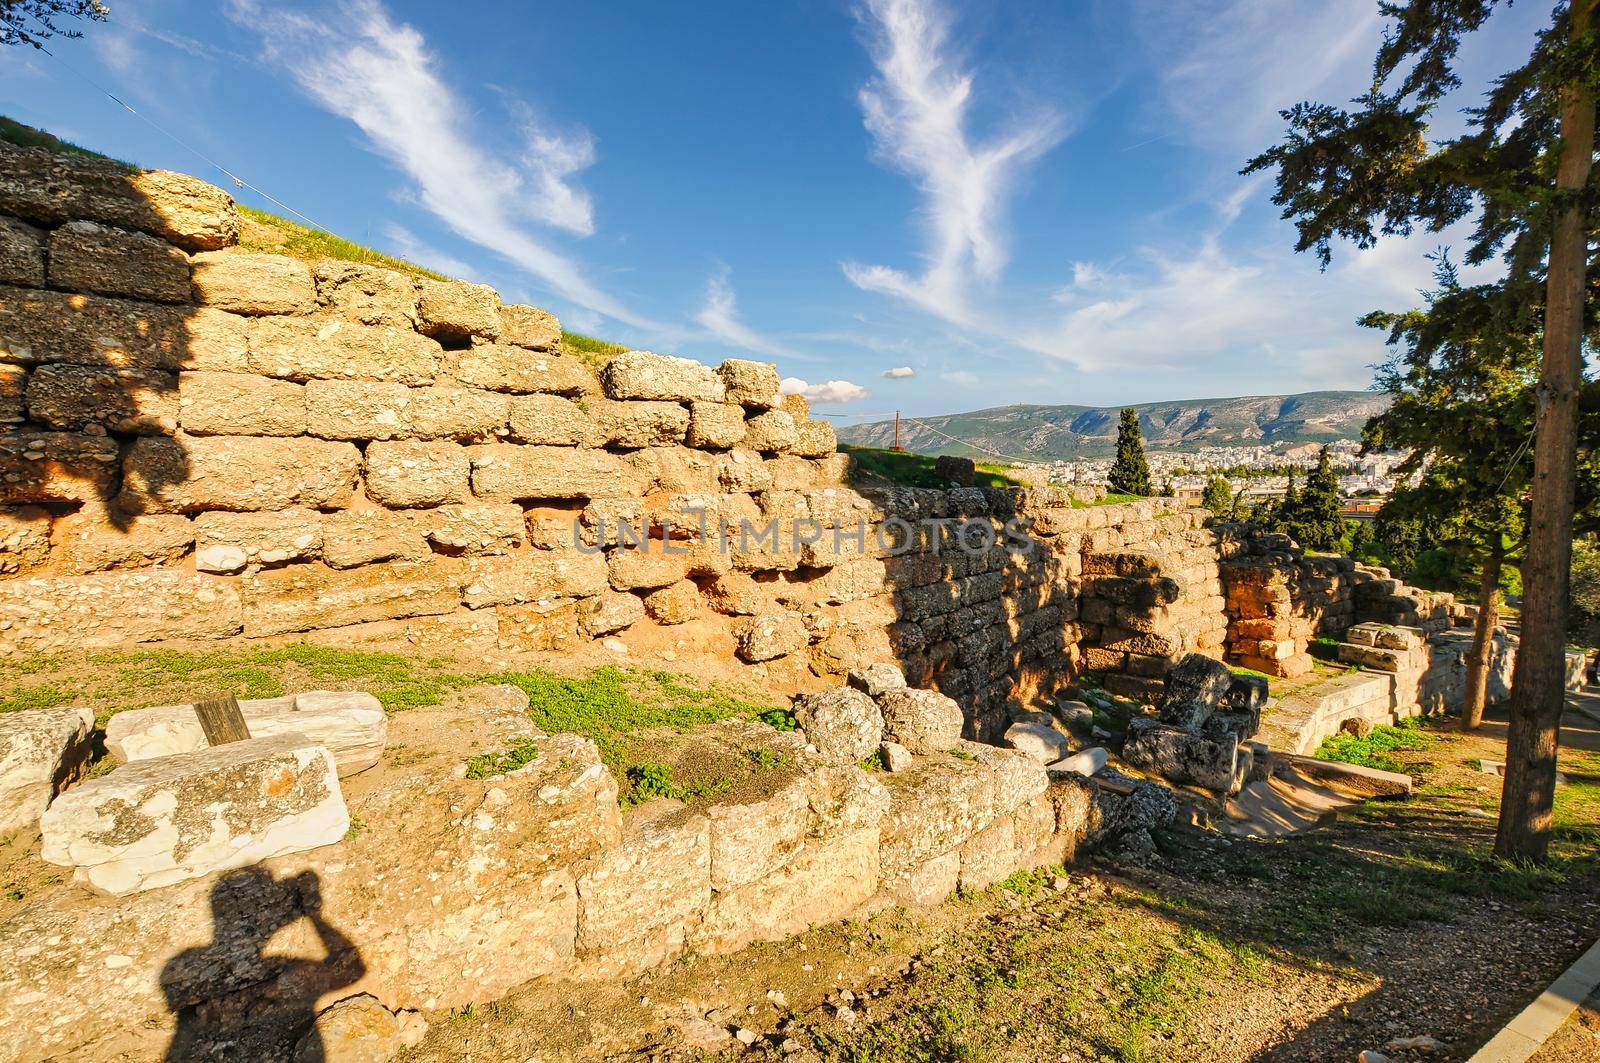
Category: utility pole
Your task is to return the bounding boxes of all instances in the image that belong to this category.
[893,410,901,451]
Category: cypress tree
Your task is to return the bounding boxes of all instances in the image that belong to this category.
[1202,475,1232,518]
[1107,408,1152,497]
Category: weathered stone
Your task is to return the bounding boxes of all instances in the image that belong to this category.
[0,215,44,287]
[715,447,773,492]
[242,559,462,636]
[793,417,836,459]
[0,503,49,574]
[686,401,747,449]
[460,551,607,608]
[1158,652,1233,731]
[25,363,178,433]
[1004,720,1071,764]
[313,260,417,327]
[41,733,346,896]
[734,613,809,663]
[0,706,95,834]
[592,398,690,447]
[416,502,526,554]
[506,393,597,445]
[499,303,561,350]
[51,510,193,573]
[1048,746,1108,778]
[248,317,442,384]
[295,994,405,1063]
[0,150,238,249]
[321,509,429,569]
[878,757,997,870]
[0,363,21,424]
[643,579,700,624]
[743,409,799,453]
[362,439,471,508]
[0,569,241,653]
[306,379,415,441]
[190,251,315,314]
[178,371,307,436]
[1123,718,1240,793]
[847,663,907,698]
[47,221,190,303]
[409,386,508,442]
[451,345,593,395]
[580,589,646,637]
[603,350,724,402]
[119,435,361,513]
[416,278,500,340]
[0,429,120,503]
[0,286,248,371]
[193,508,323,572]
[573,803,709,975]
[700,570,766,615]
[105,690,387,777]
[718,359,780,408]
[881,741,914,772]
[877,688,964,754]
[468,443,628,500]
[793,687,882,762]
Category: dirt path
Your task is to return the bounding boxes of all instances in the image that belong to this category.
[409,702,1600,1063]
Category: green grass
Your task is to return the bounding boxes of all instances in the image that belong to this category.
[0,116,130,165]
[464,738,541,780]
[237,205,449,281]
[1074,491,1145,508]
[1314,716,1440,773]
[840,445,1025,490]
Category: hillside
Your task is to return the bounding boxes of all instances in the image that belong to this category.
[835,391,1391,461]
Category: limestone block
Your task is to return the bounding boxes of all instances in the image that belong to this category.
[40,733,347,896]
[468,443,628,501]
[241,560,462,637]
[734,613,809,663]
[0,429,119,503]
[313,260,416,327]
[881,741,914,772]
[781,393,810,421]
[643,579,700,624]
[0,706,95,834]
[602,350,724,402]
[592,398,690,447]
[194,508,323,573]
[499,303,561,350]
[574,804,710,974]
[0,503,49,574]
[718,358,780,408]
[321,509,429,569]
[177,370,306,436]
[51,510,193,573]
[416,278,500,340]
[47,221,191,303]
[743,409,798,453]
[684,400,746,449]
[607,545,688,591]
[25,363,178,434]
[190,251,315,314]
[579,589,645,637]
[248,317,442,384]
[1048,746,1108,778]
[0,150,238,249]
[363,439,471,508]
[450,344,593,395]
[506,393,597,445]
[878,757,997,869]
[1004,720,1071,764]
[848,663,908,698]
[0,215,44,287]
[1122,718,1240,793]
[793,687,882,762]
[1338,642,1410,672]
[956,741,1048,813]
[295,994,407,1063]
[460,551,607,608]
[877,688,964,754]
[409,386,509,442]
[1158,652,1232,731]
[306,379,415,440]
[793,417,836,459]
[878,849,960,907]
[700,570,766,615]
[715,447,773,492]
[0,363,21,424]
[959,814,1018,891]
[417,502,526,554]
[104,691,386,776]
[0,286,247,371]
[707,777,810,890]
[0,569,241,653]
[119,435,360,513]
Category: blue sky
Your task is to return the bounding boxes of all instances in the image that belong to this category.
[1,0,1545,423]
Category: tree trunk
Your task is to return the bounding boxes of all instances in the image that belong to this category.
[1495,0,1595,862]
[1462,549,1503,731]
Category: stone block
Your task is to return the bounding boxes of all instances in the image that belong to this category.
[119,435,360,513]
[743,409,798,452]
[416,502,526,554]
[416,278,500,340]
[0,569,241,653]
[643,579,700,624]
[793,687,882,762]
[879,757,997,869]
[0,503,48,574]
[793,417,836,458]
[0,428,120,503]
[362,439,472,508]
[312,260,416,327]
[574,805,710,975]
[460,551,607,608]
[40,733,347,896]
[1004,720,1071,764]
[719,358,780,408]
[105,690,387,776]
[321,509,429,569]
[409,386,508,442]
[715,447,773,492]
[734,612,808,663]
[0,706,95,834]
[877,688,964,754]
[248,316,442,384]
[959,814,1018,890]
[51,510,193,573]
[241,559,462,636]
[190,251,314,314]
[47,221,191,302]
[193,508,323,573]
[579,589,645,637]
[500,303,561,350]
[177,371,306,436]
[305,379,415,440]
[592,398,689,447]
[602,350,724,402]
[1123,718,1240,793]
[25,363,178,434]
[1158,652,1233,731]
[1048,746,1108,778]
[506,393,597,445]
[707,777,811,891]
[848,663,908,698]
[450,344,593,394]
[686,401,746,449]
[0,150,238,249]
[468,443,628,500]
[0,286,248,371]
[296,995,409,1063]
[0,215,44,287]
[0,363,21,424]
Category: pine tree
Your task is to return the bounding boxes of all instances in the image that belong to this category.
[1286,448,1346,550]
[1246,0,1600,861]
[1202,475,1232,518]
[1107,408,1151,497]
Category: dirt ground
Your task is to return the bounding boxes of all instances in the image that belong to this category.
[405,703,1600,1063]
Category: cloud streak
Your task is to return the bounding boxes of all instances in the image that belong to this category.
[694,269,808,361]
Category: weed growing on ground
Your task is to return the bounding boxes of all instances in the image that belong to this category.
[839,445,1025,490]
[464,739,541,780]
[621,762,732,807]
[860,749,888,772]
[1315,717,1440,773]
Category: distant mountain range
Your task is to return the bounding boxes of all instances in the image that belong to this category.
[835,391,1391,461]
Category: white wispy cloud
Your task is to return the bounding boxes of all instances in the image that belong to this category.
[694,269,807,360]
[843,0,1065,322]
[940,369,978,386]
[225,0,653,327]
[380,223,480,284]
[882,366,917,378]
[780,377,872,404]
